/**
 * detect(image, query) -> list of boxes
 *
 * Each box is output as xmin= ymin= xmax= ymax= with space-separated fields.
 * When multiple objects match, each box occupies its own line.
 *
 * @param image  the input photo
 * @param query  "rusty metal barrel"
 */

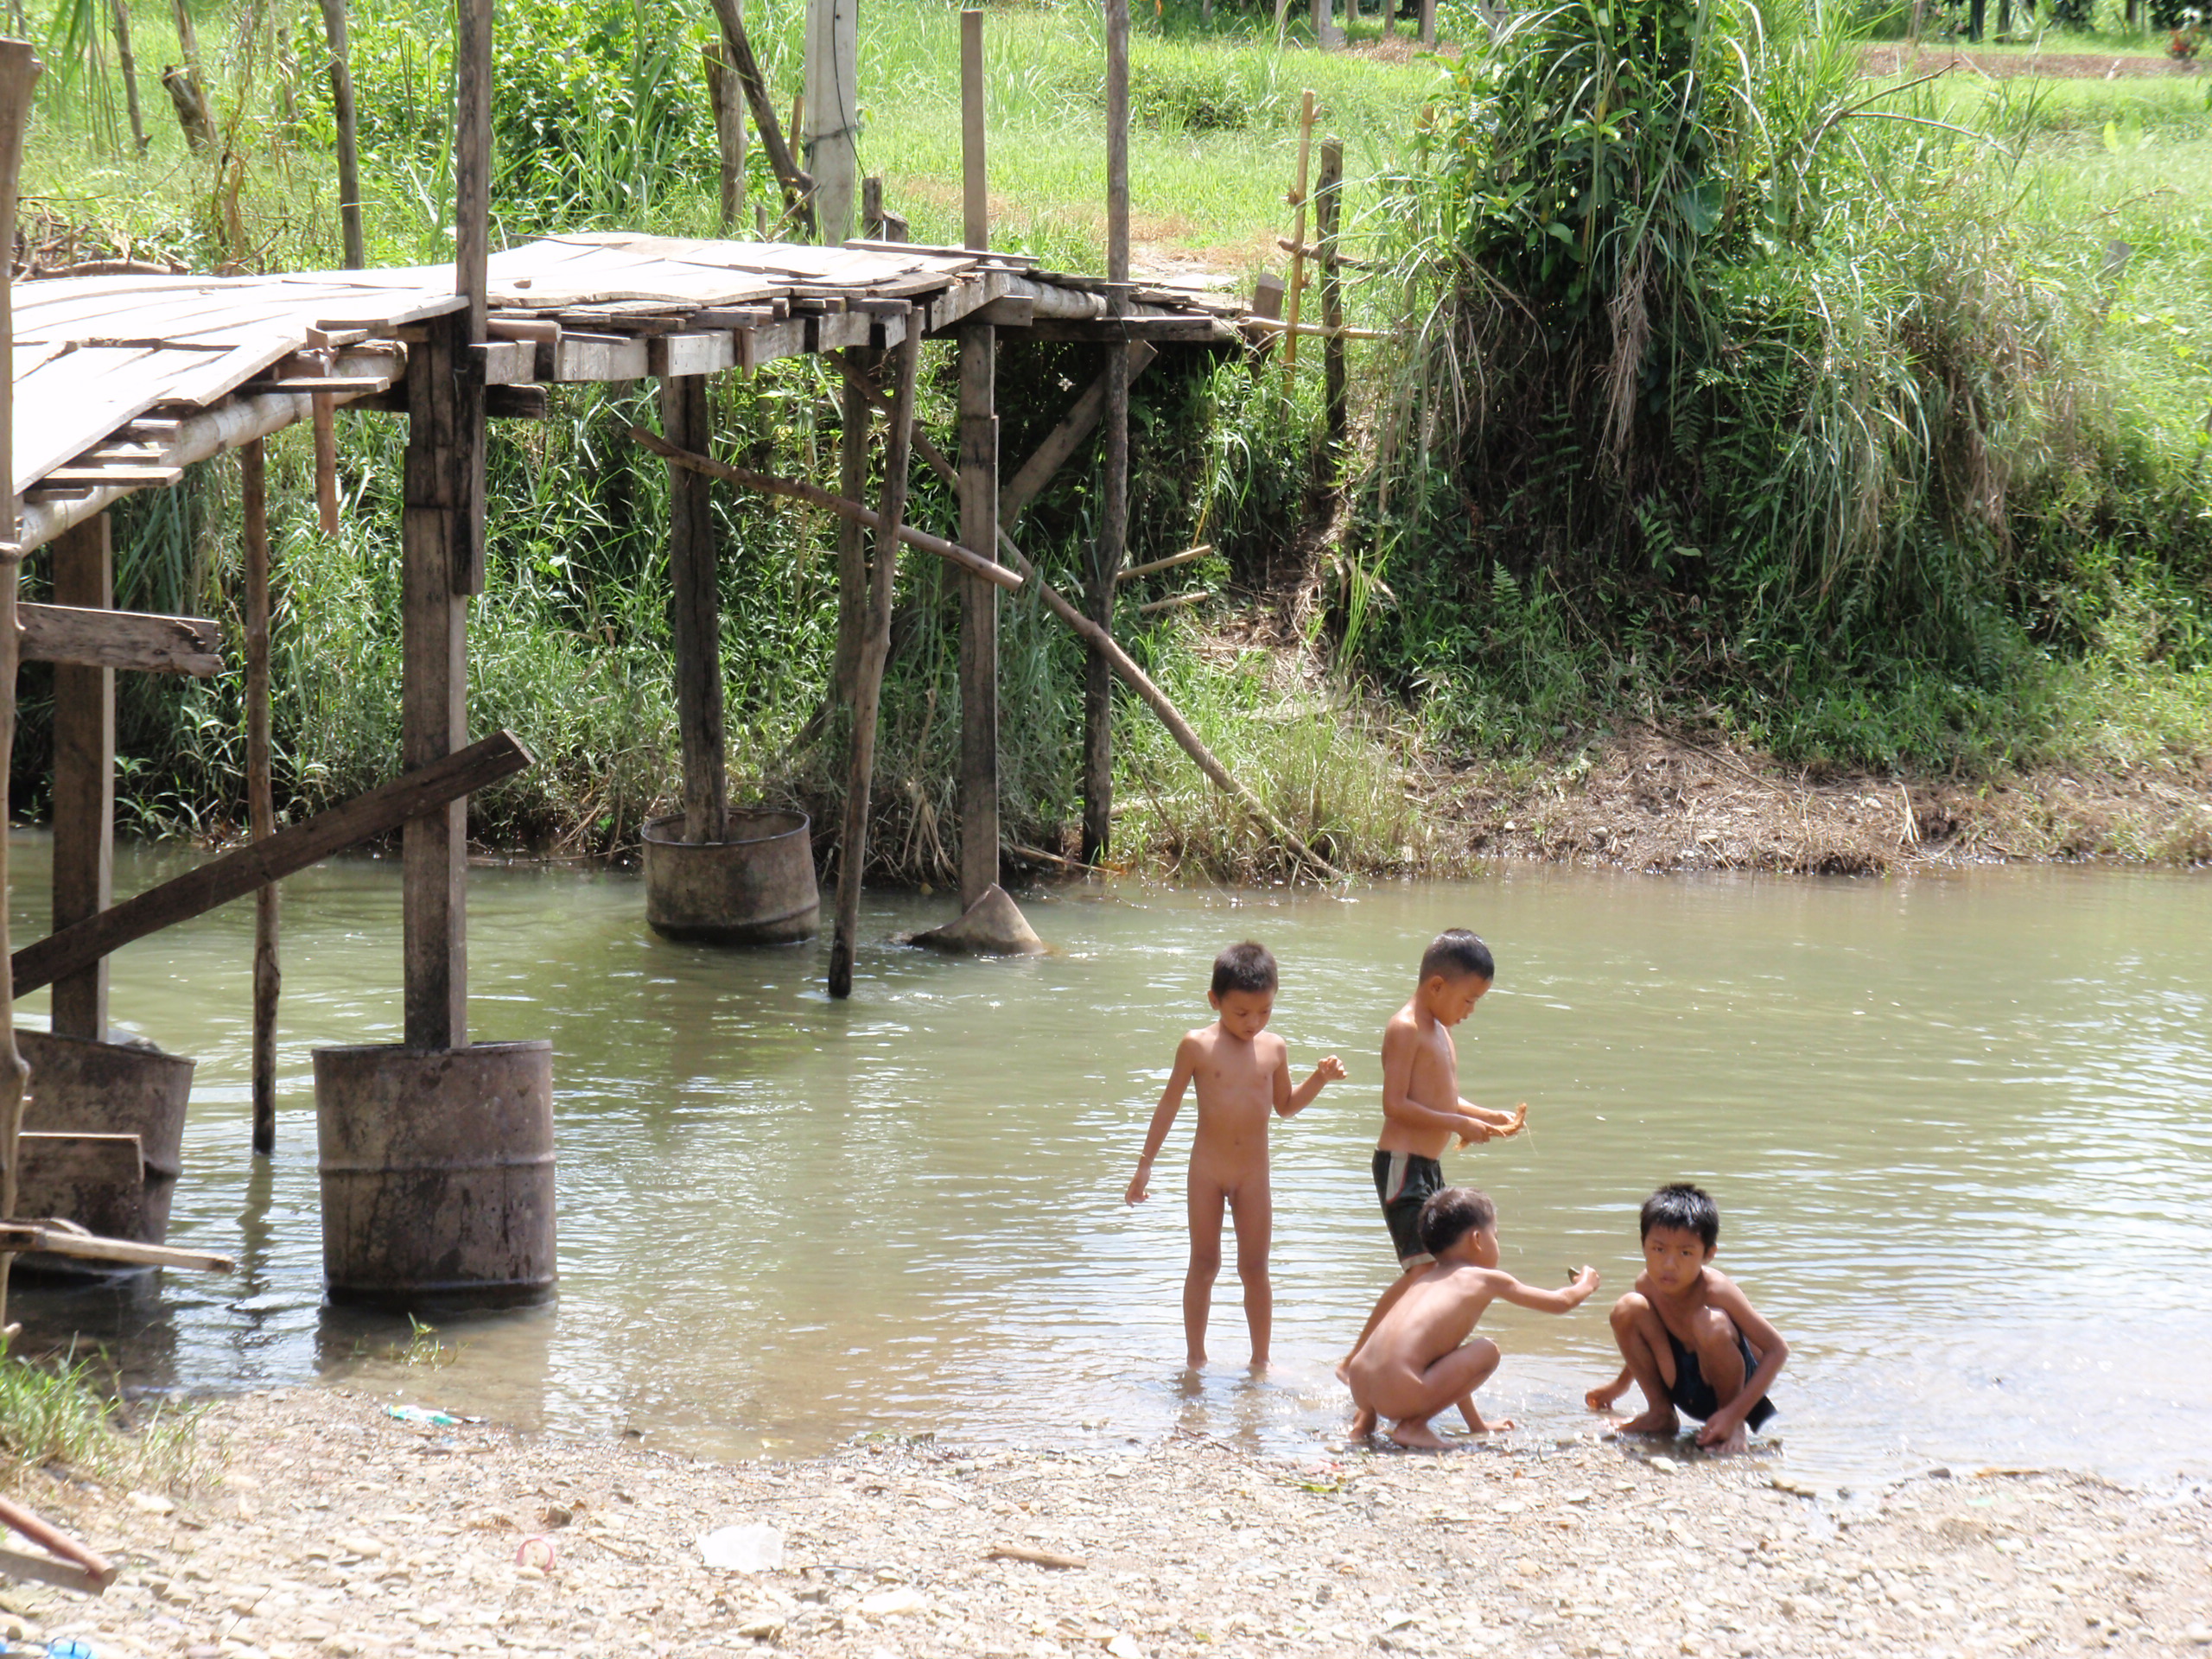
xmin=313 ymin=1040 xmax=556 ymax=1309
xmin=13 ymin=1030 xmax=195 ymax=1276
xmin=642 ymin=808 xmax=819 ymax=944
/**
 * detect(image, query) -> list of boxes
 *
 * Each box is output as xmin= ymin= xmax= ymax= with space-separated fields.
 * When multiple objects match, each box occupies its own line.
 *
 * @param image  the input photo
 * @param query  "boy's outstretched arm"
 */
xmin=1492 ymin=1265 xmax=1600 ymax=1316
xmin=1694 ymin=1282 xmax=1789 ymax=1450
xmin=1126 ymin=1037 xmax=1200 ymax=1205
xmin=1459 ymin=1100 xmax=1528 ymax=1134
xmin=1382 ymin=1023 xmax=1491 ymax=1141
xmin=1274 ymin=1049 xmax=1346 ymax=1118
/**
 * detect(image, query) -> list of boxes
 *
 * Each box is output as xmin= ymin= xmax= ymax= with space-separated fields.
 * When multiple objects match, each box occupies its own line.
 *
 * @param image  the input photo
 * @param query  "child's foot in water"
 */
xmin=1611 ymin=1407 xmax=1681 ymax=1437
xmin=1387 ymin=1420 xmax=1450 ymax=1452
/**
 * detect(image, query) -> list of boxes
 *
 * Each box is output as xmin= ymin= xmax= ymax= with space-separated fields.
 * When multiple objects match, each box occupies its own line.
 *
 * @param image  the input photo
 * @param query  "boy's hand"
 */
xmin=1313 ymin=1056 xmax=1347 ymax=1085
xmin=1567 ymin=1265 xmax=1600 ymax=1304
xmin=1126 ymin=1165 xmax=1151 ymax=1205
xmin=1501 ymin=1103 xmax=1529 ymax=1137
xmin=1453 ymin=1116 xmax=1494 ymax=1149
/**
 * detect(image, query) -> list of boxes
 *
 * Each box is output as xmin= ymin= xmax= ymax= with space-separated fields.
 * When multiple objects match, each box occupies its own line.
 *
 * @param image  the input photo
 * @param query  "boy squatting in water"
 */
xmin=1586 ymin=1182 xmax=1787 ymax=1453
xmin=1125 ymin=941 xmax=1345 ymax=1369
xmin=1346 ymin=1185 xmax=1600 ymax=1449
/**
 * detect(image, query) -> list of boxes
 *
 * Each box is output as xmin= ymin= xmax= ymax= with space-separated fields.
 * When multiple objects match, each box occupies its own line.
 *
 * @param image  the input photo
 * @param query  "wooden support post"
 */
xmin=454 ymin=0 xmax=490 ymax=594
xmin=316 ymin=0 xmax=363 ymax=268
xmin=831 ymin=359 xmax=872 ymax=715
xmin=1282 ymin=90 xmax=1317 ymax=385
xmin=804 ymin=0 xmax=857 ymax=245
xmin=0 ymin=33 xmax=43 ymax=1336
xmin=829 ymin=325 xmax=923 ymax=1001
xmin=1420 ymin=0 xmax=1435 ymax=48
xmin=661 ymin=374 xmax=728 ymax=846
xmin=1316 ymin=137 xmax=1347 ymax=449
xmin=958 ymin=6 xmax=998 ymax=908
xmin=244 ymin=439 xmax=280 ymax=1156
xmin=1085 ymin=0 xmax=1131 ymax=868
xmin=48 ymin=514 xmax=114 ymax=1043
xmin=111 ymin=0 xmax=147 ymax=153
xmin=702 ymin=41 xmax=747 ymax=232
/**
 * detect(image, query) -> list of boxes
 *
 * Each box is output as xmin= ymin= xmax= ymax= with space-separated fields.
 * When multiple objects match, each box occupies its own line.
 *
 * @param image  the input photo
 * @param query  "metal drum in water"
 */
xmin=642 ymin=809 xmax=819 ymax=944
xmin=314 ymin=1039 xmax=556 ymax=1309
xmin=14 ymin=1030 xmax=195 ymax=1278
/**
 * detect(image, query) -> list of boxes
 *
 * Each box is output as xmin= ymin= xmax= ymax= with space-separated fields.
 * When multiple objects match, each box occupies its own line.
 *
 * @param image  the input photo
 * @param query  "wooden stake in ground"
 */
xmin=1085 ymin=0 xmax=1132 ymax=868
xmin=829 ymin=324 xmax=923 ymax=1001
xmin=244 ymin=439 xmax=280 ymax=1155
xmin=316 ymin=0 xmax=362 ymax=268
xmin=803 ymin=0 xmax=857 ymax=243
xmin=1316 ymin=137 xmax=1347 ymax=448
xmin=1281 ymin=89 xmax=1317 ymax=385
xmin=958 ymin=7 xmax=1000 ymax=908
xmin=0 ymin=33 xmax=44 ymax=1336
xmin=111 ymin=0 xmax=147 ymax=152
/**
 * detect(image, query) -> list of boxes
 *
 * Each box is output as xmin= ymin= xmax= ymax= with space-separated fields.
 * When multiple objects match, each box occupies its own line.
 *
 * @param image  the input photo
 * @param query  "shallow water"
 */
xmin=9 ymin=838 xmax=2210 ymax=1484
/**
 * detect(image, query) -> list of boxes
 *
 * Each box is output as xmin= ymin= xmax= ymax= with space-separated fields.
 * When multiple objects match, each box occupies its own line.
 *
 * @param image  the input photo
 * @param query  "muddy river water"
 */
xmin=9 ymin=838 xmax=2209 ymax=1486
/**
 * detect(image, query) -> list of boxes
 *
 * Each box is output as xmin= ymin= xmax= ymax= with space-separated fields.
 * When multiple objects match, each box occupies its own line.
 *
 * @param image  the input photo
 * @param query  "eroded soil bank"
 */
xmin=11 ymin=1388 xmax=2211 ymax=1658
xmin=1438 ymin=725 xmax=2212 ymax=876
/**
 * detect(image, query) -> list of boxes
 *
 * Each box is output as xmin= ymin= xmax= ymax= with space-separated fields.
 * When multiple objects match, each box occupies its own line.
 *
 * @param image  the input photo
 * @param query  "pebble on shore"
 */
xmin=7 ymin=1389 xmax=2209 ymax=1658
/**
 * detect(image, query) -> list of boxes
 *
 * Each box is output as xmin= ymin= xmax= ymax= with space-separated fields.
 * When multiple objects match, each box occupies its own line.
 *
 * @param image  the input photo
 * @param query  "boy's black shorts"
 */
xmin=1666 ymin=1330 xmax=1778 ymax=1430
xmin=1371 ymin=1150 xmax=1446 ymax=1267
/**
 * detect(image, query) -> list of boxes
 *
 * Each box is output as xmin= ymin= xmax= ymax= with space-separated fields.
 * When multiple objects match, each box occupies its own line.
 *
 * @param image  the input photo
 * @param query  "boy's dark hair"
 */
xmin=1417 ymin=1186 xmax=1497 ymax=1258
xmin=1211 ymin=940 xmax=1278 ymax=997
xmin=1421 ymin=928 xmax=1495 ymax=984
xmin=1640 ymin=1183 xmax=1720 ymax=1249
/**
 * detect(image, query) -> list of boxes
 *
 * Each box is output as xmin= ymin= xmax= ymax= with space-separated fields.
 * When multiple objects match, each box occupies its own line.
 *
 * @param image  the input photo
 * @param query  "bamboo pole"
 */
xmin=244 ymin=439 xmax=280 ymax=1156
xmin=1281 ymin=90 xmax=1317 ymax=384
xmin=1085 ymin=0 xmax=1131 ymax=868
xmin=1316 ymin=137 xmax=1346 ymax=448
xmin=829 ymin=324 xmax=923 ymax=1001
xmin=111 ymin=0 xmax=146 ymax=153
xmin=316 ymin=0 xmax=363 ymax=269
xmin=0 ymin=34 xmax=42 ymax=1335
xmin=873 ymin=396 xmax=1347 ymax=886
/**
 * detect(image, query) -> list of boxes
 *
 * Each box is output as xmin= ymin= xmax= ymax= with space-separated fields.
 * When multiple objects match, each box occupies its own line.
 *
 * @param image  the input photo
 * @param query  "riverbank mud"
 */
xmin=13 ymin=1388 xmax=2210 ymax=1657
xmin=1445 ymin=725 xmax=2212 ymax=875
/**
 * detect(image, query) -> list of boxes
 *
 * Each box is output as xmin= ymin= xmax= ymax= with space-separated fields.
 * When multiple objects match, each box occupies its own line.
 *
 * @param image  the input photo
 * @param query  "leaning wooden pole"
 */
xmin=316 ymin=0 xmax=363 ymax=269
xmin=244 ymin=439 xmax=280 ymax=1155
xmin=1084 ymin=0 xmax=1131 ymax=868
xmin=828 ymin=321 xmax=922 ymax=1000
xmin=0 ymin=34 xmax=42 ymax=1332
xmin=111 ymin=0 xmax=147 ymax=153
xmin=882 ymin=400 xmax=1348 ymax=885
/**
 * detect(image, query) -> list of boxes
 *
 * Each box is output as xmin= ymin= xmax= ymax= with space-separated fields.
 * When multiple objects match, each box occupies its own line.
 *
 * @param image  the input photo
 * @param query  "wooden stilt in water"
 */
xmin=49 ymin=513 xmax=114 ymax=1044
xmin=0 ymin=33 xmax=43 ymax=1335
xmin=829 ymin=322 xmax=923 ymax=1001
xmin=244 ymin=439 xmax=280 ymax=1155
xmin=1084 ymin=0 xmax=1131 ymax=868
xmin=660 ymin=374 xmax=728 ymax=846
xmin=957 ymin=7 xmax=1000 ymax=909
xmin=1316 ymin=137 xmax=1347 ymax=450
xmin=830 ymin=358 xmax=872 ymax=715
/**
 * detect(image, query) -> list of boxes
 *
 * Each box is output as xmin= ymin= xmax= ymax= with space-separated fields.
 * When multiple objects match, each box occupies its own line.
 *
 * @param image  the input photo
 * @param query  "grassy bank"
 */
xmin=12 ymin=0 xmax=2212 ymax=876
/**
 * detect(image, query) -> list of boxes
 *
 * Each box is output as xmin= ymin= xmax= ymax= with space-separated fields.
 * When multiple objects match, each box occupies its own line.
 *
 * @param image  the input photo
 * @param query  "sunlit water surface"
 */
xmin=10 ymin=838 xmax=2209 ymax=1485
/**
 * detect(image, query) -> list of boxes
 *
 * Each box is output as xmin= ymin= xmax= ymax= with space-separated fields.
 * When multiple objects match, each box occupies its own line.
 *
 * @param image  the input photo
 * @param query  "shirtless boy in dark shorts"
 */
xmin=1586 ymin=1183 xmax=1789 ymax=1454
xmin=1340 ymin=930 xmax=1528 ymax=1438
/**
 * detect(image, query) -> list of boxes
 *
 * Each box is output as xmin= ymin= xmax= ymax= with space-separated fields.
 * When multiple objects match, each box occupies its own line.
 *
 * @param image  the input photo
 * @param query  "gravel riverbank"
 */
xmin=10 ymin=1388 xmax=2209 ymax=1659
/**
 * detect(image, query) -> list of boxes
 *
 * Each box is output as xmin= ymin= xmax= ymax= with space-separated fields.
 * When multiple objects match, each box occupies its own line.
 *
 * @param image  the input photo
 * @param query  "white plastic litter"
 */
xmin=697 ymin=1522 xmax=785 ymax=1573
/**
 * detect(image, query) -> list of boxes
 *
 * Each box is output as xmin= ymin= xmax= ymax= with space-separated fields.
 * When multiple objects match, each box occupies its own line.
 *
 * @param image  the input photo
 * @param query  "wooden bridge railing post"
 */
xmin=244 ymin=438 xmax=281 ymax=1154
xmin=1084 ymin=0 xmax=1132 ymax=868
xmin=661 ymin=372 xmax=728 ymax=845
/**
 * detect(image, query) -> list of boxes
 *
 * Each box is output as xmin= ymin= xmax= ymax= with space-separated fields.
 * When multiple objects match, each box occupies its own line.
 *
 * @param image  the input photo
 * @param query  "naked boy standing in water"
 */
xmin=1126 ymin=941 xmax=1345 ymax=1369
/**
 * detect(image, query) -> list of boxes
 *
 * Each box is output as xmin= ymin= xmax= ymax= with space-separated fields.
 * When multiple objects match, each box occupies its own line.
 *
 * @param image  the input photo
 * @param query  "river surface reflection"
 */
xmin=10 ymin=838 xmax=2209 ymax=1484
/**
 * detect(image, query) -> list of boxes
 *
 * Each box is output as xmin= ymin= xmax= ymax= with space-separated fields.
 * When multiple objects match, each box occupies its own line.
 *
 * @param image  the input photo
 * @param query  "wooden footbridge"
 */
xmin=0 ymin=3 xmax=1348 ymax=1342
